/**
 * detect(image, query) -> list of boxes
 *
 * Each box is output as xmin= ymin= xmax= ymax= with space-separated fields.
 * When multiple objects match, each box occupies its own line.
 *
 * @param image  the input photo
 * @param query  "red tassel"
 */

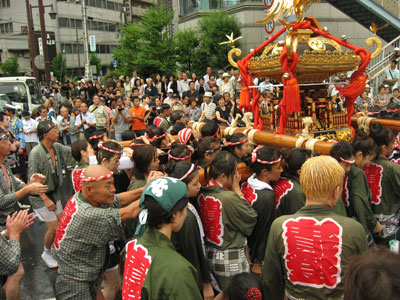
xmin=281 ymin=77 xmax=301 ymax=114
xmin=337 ymin=74 xmax=366 ymax=100
xmin=239 ymin=86 xmax=251 ymax=112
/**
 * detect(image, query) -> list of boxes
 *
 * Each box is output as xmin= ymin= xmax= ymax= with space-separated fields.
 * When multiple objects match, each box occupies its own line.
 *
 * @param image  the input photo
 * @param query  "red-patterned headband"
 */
xmin=245 ymin=288 xmax=262 ymax=300
xmin=81 ymin=169 xmax=113 ymax=182
xmin=168 ymin=149 xmax=192 ymax=161
xmin=251 ymin=145 xmax=282 ymax=164
xmin=98 ymin=142 xmax=122 ymax=154
xmin=227 ymin=139 xmax=248 ymax=147
xmin=212 ymin=127 xmax=220 ymax=138
xmin=130 ymin=142 xmax=145 ymax=147
xmin=146 ymin=133 xmax=166 ymax=143
xmin=179 ymin=164 xmax=195 ymax=181
xmin=339 ymin=157 xmax=355 ymax=164
xmin=88 ymin=132 xmax=107 ymax=140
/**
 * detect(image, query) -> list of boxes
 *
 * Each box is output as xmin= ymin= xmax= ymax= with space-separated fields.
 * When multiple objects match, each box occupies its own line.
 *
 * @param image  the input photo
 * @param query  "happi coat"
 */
xmin=262 ymin=205 xmax=367 ymax=300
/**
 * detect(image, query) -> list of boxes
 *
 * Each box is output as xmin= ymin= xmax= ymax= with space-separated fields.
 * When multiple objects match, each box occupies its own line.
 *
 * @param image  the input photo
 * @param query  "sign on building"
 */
xmin=89 ymin=35 xmax=96 ymax=52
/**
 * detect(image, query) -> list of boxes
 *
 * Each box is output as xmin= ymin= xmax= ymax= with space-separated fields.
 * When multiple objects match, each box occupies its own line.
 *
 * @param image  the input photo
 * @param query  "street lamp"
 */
xmin=25 ymin=0 xmax=57 ymax=86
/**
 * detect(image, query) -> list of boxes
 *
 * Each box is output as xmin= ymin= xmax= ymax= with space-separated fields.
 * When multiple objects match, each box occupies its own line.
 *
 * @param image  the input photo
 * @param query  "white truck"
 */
xmin=0 ymin=77 xmax=43 ymax=112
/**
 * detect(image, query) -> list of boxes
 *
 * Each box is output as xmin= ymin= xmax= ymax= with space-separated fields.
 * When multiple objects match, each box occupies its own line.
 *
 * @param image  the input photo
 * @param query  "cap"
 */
xmin=222 ymin=72 xmax=230 ymax=78
xmin=167 ymin=88 xmax=174 ymax=93
xmin=100 ymin=97 xmax=106 ymax=102
xmin=3 ymin=104 xmax=16 ymax=111
xmin=218 ymin=70 xmax=224 ymax=75
xmin=135 ymin=177 xmax=188 ymax=236
xmin=204 ymin=91 xmax=213 ymax=98
xmin=172 ymin=93 xmax=179 ymax=98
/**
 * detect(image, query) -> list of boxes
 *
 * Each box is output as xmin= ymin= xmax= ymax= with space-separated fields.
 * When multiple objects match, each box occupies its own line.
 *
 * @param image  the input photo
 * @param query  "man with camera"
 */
xmin=111 ymin=96 xmax=131 ymax=141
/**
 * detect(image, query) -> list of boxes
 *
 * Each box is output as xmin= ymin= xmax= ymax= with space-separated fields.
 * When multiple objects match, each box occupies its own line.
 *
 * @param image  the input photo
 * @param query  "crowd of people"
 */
xmin=0 ymin=66 xmax=400 ymax=300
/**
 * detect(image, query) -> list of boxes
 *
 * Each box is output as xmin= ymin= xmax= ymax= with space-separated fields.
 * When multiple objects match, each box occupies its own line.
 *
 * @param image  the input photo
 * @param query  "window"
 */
xmin=107 ymin=1 xmax=115 ymax=10
xmin=58 ymin=17 xmax=69 ymax=28
xmin=0 ymin=22 xmax=13 ymax=34
xmin=0 ymin=0 xmax=10 ymax=8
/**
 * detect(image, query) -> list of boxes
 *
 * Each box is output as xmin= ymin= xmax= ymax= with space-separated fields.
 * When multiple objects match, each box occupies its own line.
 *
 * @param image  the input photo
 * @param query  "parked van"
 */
xmin=0 ymin=77 xmax=43 ymax=112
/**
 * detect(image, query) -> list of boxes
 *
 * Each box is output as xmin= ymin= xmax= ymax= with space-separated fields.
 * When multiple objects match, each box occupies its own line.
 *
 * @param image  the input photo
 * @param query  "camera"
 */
xmin=118 ymin=107 xmax=124 ymax=111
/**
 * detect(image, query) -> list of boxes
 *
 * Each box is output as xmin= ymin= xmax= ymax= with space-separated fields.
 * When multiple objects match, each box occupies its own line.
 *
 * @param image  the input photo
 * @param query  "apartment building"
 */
xmin=0 ymin=0 xmax=153 ymax=78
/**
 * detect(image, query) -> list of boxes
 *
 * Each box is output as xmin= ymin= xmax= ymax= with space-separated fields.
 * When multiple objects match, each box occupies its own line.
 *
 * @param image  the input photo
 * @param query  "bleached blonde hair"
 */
xmin=300 ymin=155 xmax=344 ymax=201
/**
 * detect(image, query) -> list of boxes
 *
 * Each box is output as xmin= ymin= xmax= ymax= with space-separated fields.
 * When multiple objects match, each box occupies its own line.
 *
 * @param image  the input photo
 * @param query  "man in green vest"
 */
xmin=89 ymin=95 xmax=109 ymax=133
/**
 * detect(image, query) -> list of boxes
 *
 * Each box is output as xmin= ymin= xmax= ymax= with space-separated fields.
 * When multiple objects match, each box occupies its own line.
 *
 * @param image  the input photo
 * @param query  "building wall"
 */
xmin=0 ymin=0 xmax=152 ymax=77
xmin=174 ymin=1 xmax=391 ymax=57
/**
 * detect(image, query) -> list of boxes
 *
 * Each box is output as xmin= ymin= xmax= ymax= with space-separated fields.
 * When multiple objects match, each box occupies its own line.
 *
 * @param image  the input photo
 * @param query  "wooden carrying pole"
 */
xmin=351 ymin=116 xmax=400 ymax=133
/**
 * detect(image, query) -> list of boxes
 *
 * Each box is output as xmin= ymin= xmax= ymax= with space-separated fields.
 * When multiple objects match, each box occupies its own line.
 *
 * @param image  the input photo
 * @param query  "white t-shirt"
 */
xmin=22 ymin=118 xmax=39 ymax=143
xmin=74 ymin=111 xmax=96 ymax=131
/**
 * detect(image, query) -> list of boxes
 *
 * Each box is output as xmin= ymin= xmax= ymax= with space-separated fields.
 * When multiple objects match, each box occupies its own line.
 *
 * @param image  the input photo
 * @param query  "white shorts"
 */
xmin=33 ymin=200 xmax=63 ymax=222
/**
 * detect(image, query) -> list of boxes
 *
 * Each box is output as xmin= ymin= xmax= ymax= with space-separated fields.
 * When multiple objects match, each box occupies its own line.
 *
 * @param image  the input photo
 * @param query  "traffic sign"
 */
xmin=34 ymin=55 xmax=45 ymax=70
xmin=112 ymin=60 xmax=118 ymax=68
xmin=265 ymin=20 xmax=275 ymax=34
xmin=264 ymin=0 xmax=274 ymax=9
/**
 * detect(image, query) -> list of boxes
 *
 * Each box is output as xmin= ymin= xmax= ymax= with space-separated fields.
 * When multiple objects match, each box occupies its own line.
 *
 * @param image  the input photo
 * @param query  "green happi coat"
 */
xmin=198 ymin=183 xmax=257 ymax=290
xmin=28 ymin=142 xmax=76 ymax=209
xmin=274 ymin=172 xmax=305 ymax=217
xmin=125 ymin=175 xmax=146 ymax=238
xmin=343 ymin=164 xmax=377 ymax=234
xmin=172 ymin=203 xmax=211 ymax=291
xmin=262 ymin=205 xmax=367 ymax=300
xmin=127 ymin=175 xmax=146 ymax=191
xmin=364 ymin=156 xmax=400 ymax=245
xmin=241 ymin=174 xmax=276 ymax=263
xmin=122 ymin=227 xmax=202 ymax=300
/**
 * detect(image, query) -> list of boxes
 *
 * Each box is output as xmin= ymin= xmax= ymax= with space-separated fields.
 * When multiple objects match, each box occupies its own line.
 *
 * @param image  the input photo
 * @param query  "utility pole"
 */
xmin=82 ymin=0 xmax=91 ymax=79
xmin=75 ymin=28 xmax=81 ymax=72
xmin=38 ymin=0 xmax=51 ymax=86
xmin=25 ymin=0 xmax=39 ymax=79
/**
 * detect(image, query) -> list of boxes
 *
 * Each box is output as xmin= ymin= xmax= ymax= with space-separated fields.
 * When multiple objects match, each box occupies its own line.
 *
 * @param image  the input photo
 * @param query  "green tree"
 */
xmin=113 ymin=23 xmax=141 ymax=75
xmin=90 ymin=53 xmax=102 ymax=75
xmin=175 ymin=29 xmax=199 ymax=73
xmin=135 ymin=5 xmax=176 ymax=75
xmin=114 ymin=5 xmax=176 ymax=77
xmin=0 ymin=55 xmax=19 ymax=76
xmin=194 ymin=11 xmax=242 ymax=74
xmin=51 ymin=53 xmax=67 ymax=81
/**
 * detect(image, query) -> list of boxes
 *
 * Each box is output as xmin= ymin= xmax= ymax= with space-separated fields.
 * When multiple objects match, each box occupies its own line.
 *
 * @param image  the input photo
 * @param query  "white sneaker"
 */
xmin=41 ymin=251 xmax=58 ymax=268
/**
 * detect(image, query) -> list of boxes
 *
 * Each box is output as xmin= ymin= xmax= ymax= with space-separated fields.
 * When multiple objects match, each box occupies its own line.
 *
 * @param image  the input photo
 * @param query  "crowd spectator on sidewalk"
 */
xmin=384 ymin=60 xmax=399 ymax=89
xmin=203 ymin=66 xmax=212 ymax=83
xmin=58 ymin=107 xmax=78 ymax=146
xmin=111 ymin=96 xmax=131 ymax=141
xmin=178 ymin=72 xmax=191 ymax=98
xmin=36 ymin=106 xmax=57 ymax=125
xmin=75 ymin=102 xmax=96 ymax=140
xmin=215 ymin=96 xmax=233 ymax=126
xmin=374 ymin=84 xmax=390 ymax=111
xmin=130 ymin=96 xmax=146 ymax=137
xmin=200 ymin=92 xmax=216 ymax=120
xmin=187 ymin=99 xmax=201 ymax=121
xmin=144 ymin=78 xmax=159 ymax=97
xmin=167 ymin=75 xmax=178 ymax=94
xmin=22 ymin=112 xmax=38 ymax=156
xmin=219 ymin=72 xmax=234 ymax=98
xmin=89 ymin=95 xmax=109 ymax=133
xmin=183 ymin=81 xmax=199 ymax=99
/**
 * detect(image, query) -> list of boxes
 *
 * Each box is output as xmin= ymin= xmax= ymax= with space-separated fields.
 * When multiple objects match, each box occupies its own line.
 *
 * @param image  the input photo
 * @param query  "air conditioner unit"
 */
xmin=21 ymin=26 xmax=28 ymax=33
